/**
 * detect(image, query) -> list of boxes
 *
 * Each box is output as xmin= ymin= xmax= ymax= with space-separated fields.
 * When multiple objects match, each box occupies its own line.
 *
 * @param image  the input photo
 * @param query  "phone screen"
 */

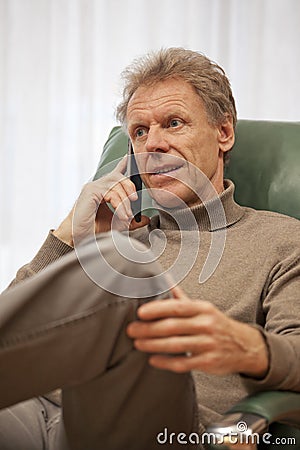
xmin=127 ymin=140 xmax=142 ymax=222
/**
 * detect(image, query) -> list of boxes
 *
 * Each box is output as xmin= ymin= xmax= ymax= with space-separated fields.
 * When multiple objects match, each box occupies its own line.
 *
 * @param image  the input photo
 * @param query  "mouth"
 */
xmin=149 ymin=164 xmax=184 ymax=176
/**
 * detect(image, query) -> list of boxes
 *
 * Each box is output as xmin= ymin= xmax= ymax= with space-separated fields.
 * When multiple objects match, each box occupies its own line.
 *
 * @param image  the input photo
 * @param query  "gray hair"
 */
xmin=116 ymin=47 xmax=237 ymax=130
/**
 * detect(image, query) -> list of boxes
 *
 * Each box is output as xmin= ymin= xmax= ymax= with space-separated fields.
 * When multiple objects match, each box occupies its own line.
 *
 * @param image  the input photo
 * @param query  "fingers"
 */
xmin=100 ymin=156 xmax=140 ymax=222
xmin=129 ymin=214 xmax=150 ymax=230
xmin=79 ymin=168 xmax=139 ymax=228
xmin=115 ymin=154 xmax=129 ymax=174
xmin=126 ymin=293 xmax=244 ymax=376
xmin=128 ymin=313 xmax=210 ymax=338
xmin=135 ymin=298 xmax=213 ymax=321
xmin=170 ymin=284 xmax=187 ymax=299
xmin=55 ymin=156 xmax=142 ymax=245
xmin=149 ymin=354 xmax=199 ymax=373
xmin=148 ymin=353 xmax=215 ymax=374
xmin=134 ymin=334 xmax=214 ymax=354
xmin=127 ymin=294 xmax=268 ymax=376
xmin=103 ymin=182 xmax=135 ymax=222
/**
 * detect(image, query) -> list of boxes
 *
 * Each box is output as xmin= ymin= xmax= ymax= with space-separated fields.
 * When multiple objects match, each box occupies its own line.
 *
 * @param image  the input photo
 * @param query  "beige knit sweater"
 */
xmin=9 ymin=180 xmax=300 ymax=429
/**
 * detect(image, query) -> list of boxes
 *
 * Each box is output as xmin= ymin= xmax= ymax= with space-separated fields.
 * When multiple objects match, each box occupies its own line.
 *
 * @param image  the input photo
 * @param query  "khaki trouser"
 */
xmin=0 ymin=233 xmax=198 ymax=450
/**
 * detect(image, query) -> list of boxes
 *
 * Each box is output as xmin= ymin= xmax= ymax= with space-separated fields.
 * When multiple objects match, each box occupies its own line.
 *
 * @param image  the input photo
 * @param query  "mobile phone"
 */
xmin=127 ymin=140 xmax=142 ymax=222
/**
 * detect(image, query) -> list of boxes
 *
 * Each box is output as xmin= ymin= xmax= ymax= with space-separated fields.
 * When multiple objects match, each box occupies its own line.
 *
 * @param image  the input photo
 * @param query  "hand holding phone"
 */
xmin=127 ymin=140 xmax=142 ymax=223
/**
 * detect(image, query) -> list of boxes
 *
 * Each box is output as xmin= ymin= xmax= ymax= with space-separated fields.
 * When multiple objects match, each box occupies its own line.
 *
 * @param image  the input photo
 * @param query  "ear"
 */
xmin=217 ymin=117 xmax=235 ymax=154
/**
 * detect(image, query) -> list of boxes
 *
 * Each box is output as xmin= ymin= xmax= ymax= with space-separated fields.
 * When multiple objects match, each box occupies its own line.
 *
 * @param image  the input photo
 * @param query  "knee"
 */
xmin=76 ymin=231 xmax=169 ymax=300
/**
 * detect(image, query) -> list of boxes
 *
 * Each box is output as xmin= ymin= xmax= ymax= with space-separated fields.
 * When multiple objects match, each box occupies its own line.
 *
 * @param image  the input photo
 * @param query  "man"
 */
xmin=1 ymin=48 xmax=300 ymax=449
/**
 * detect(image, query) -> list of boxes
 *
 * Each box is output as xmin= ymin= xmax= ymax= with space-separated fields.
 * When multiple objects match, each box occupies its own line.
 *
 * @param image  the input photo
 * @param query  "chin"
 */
xmin=149 ymin=188 xmax=196 ymax=210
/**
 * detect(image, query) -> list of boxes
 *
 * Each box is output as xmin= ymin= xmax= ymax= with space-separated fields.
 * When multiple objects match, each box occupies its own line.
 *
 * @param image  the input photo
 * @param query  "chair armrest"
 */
xmin=206 ymin=391 xmax=300 ymax=449
xmin=228 ymin=391 xmax=300 ymax=427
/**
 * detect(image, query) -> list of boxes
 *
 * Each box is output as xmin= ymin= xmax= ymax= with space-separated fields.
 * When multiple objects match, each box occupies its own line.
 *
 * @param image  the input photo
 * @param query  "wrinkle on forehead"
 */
xmin=127 ymin=98 xmax=189 ymax=120
xmin=128 ymin=92 xmax=187 ymax=110
xmin=127 ymin=79 xmax=202 ymax=119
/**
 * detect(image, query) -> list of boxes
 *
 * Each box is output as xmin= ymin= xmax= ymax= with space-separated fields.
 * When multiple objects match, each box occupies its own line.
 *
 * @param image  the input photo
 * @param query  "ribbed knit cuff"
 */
xmin=30 ymin=231 xmax=74 ymax=273
xmin=241 ymin=327 xmax=298 ymax=392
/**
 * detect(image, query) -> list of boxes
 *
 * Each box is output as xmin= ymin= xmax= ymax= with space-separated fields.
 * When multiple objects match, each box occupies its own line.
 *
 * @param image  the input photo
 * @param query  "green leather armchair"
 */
xmin=93 ymin=121 xmax=300 ymax=450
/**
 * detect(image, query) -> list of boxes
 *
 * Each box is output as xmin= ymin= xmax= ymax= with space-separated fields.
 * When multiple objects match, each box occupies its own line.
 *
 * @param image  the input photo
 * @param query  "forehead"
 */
xmin=126 ymin=78 xmax=204 ymax=120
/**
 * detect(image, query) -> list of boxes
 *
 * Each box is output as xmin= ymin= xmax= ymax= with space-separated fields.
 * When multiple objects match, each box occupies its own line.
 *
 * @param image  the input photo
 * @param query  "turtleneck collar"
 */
xmin=149 ymin=180 xmax=244 ymax=232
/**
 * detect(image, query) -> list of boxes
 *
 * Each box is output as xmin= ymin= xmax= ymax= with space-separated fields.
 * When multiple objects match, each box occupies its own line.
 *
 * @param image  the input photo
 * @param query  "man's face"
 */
xmin=126 ymin=78 xmax=234 ymax=208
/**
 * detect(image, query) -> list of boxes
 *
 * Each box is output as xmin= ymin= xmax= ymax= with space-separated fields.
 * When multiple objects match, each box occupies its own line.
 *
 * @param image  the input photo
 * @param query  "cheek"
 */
xmin=134 ymin=151 xmax=148 ymax=175
xmin=192 ymin=133 xmax=220 ymax=169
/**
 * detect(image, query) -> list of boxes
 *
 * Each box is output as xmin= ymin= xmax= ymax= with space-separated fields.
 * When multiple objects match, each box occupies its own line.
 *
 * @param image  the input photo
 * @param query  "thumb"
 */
xmin=115 ymin=154 xmax=128 ymax=174
xmin=170 ymin=284 xmax=188 ymax=300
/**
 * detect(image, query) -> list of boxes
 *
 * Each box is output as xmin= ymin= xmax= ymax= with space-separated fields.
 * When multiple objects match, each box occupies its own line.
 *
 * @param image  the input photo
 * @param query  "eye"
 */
xmin=135 ymin=127 xmax=147 ymax=139
xmin=169 ymin=119 xmax=182 ymax=128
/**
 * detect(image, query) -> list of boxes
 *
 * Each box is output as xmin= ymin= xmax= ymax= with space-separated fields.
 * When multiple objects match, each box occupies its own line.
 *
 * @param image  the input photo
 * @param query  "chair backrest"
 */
xmin=94 ymin=120 xmax=300 ymax=220
xmin=226 ymin=120 xmax=300 ymax=219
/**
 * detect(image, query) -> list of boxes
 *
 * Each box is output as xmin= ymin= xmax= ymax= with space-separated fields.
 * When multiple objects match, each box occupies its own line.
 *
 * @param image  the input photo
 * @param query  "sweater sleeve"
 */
xmin=242 ymin=252 xmax=300 ymax=392
xmin=7 ymin=231 xmax=73 ymax=290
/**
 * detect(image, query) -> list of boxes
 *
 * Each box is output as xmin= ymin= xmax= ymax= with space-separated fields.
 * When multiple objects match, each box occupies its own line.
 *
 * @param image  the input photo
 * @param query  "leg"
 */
xmin=0 ymin=233 xmax=198 ymax=449
xmin=0 ymin=398 xmax=60 ymax=450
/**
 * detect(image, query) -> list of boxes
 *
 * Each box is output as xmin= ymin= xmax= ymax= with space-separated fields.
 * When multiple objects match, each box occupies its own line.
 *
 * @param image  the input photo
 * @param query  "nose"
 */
xmin=145 ymin=126 xmax=169 ymax=153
